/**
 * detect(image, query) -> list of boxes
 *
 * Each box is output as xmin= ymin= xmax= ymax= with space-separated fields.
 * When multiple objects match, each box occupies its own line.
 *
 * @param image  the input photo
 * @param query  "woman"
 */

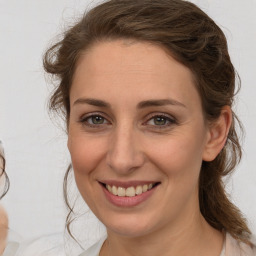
xmin=44 ymin=0 xmax=256 ymax=255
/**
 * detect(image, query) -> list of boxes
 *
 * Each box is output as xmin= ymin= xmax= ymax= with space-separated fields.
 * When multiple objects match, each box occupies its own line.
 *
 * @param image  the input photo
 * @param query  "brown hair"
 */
xmin=44 ymin=0 xmax=251 ymax=242
xmin=0 ymin=149 xmax=9 ymax=200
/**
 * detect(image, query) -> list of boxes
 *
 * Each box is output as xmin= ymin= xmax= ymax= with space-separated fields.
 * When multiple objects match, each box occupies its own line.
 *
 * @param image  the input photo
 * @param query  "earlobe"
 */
xmin=203 ymin=106 xmax=232 ymax=162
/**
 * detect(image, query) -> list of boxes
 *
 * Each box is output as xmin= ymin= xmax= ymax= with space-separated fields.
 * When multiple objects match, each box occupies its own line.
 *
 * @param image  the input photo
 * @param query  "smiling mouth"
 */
xmin=101 ymin=182 xmax=160 ymax=197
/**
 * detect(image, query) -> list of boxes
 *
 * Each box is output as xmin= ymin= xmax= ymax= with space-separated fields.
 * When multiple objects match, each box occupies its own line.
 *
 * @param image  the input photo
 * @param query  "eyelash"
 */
xmin=143 ymin=113 xmax=177 ymax=128
xmin=79 ymin=112 xmax=110 ymax=128
xmin=79 ymin=112 xmax=177 ymax=129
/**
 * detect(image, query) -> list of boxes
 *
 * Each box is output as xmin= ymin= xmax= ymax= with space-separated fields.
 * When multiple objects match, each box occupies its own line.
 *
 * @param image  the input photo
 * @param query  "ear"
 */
xmin=203 ymin=106 xmax=232 ymax=162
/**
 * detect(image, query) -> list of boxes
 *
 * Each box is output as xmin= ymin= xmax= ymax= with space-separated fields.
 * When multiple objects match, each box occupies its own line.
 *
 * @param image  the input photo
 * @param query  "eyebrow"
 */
xmin=73 ymin=98 xmax=111 ymax=108
xmin=137 ymin=99 xmax=186 ymax=109
xmin=73 ymin=98 xmax=186 ymax=109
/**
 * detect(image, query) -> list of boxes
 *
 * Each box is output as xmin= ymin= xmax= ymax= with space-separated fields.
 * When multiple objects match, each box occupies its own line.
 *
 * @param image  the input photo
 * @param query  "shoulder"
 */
xmin=225 ymin=232 xmax=256 ymax=256
xmin=79 ymin=235 xmax=107 ymax=256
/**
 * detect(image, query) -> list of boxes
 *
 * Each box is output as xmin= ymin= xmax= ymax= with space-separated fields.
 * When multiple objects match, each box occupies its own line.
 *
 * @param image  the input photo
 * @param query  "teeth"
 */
xmin=106 ymin=183 xmax=154 ymax=197
xmin=126 ymin=187 xmax=136 ymax=197
xmin=107 ymin=184 xmax=112 ymax=193
xmin=117 ymin=187 xmax=126 ymax=197
xmin=142 ymin=184 xmax=148 ymax=192
xmin=112 ymin=185 xmax=118 ymax=195
xmin=135 ymin=185 xmax=143 ymax=195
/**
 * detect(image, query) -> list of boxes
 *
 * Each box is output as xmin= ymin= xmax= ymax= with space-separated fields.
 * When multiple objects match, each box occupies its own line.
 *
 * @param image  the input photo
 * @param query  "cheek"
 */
xmin=148 ymin=133 xmax=205 ymax=180
xmin=68 ymin=134 xmax=107 ymax=178
xmin=67 ymin=134 xmax=108 ymax=209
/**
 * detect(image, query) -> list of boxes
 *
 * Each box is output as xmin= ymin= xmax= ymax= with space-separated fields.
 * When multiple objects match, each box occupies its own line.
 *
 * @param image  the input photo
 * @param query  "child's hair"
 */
xmin=0 ymin=143 xmax=9 ymax=200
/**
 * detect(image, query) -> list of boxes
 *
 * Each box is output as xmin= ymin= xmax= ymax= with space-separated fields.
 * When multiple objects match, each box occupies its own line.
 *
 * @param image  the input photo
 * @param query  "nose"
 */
xmin=106 ymin=124 xmax=145 ymax=175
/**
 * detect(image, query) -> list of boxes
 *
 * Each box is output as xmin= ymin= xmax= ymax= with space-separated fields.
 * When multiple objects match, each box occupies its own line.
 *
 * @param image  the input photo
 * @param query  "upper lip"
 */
xmin=99 ymin=180 xmax=160 ymax=188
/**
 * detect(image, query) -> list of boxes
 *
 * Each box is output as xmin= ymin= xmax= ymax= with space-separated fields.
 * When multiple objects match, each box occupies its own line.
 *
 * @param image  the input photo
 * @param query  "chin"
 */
xmin=103 ymin=215 xmax=156 ymax=238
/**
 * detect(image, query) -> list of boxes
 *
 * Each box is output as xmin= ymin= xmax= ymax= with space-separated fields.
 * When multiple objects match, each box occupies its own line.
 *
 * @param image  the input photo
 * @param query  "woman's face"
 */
xmin=68 ymin=40 xmax=212 ymax=237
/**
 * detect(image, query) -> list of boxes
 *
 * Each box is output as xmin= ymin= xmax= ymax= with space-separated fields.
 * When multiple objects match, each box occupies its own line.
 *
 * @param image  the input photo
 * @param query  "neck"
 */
xmin=101 ymin=213 xmax=224 ymax=256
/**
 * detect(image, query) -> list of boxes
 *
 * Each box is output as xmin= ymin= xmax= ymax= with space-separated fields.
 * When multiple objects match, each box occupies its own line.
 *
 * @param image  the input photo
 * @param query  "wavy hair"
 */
xmin=43 ymin=0 xmax=251 ymax=243
xmin=0 ymin=145 xmax=9 ymax=200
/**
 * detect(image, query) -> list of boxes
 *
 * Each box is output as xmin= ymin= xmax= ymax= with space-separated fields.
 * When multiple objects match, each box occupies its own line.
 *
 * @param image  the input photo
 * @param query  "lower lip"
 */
xmin=102 ymin=185 xmax=157 ymax=207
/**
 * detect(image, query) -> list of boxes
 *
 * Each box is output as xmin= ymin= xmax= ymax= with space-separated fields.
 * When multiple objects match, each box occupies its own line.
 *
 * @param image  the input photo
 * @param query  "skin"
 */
xmin=0 ymin=205 xmax=8 ymax=254
xmin=68 ymin=40 xmax=232 ymax=256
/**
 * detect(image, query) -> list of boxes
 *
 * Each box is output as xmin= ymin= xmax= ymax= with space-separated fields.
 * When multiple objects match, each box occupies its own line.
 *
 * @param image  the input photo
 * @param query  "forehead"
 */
xmin=70 ymin=40 xmax=200 ymax=107
xmin=74 ymin=40 xmax=192 ymax=78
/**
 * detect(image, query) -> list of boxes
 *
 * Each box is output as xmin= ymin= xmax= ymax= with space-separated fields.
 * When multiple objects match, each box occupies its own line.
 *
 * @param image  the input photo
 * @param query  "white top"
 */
xmin=2 ymin=232 xmax=256 ymax=256
xmin=78 ymin=233 xmax=256 ymax=256
xmin=2 ymin=232 xmax=66 ymax=256
xmin=78 ymin=235 xmax=106 ymax=256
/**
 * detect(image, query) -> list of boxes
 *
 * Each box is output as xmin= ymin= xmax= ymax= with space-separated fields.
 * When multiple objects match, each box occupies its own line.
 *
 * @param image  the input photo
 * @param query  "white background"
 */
xmin=0 ymin=0 xmax=256 ymax=242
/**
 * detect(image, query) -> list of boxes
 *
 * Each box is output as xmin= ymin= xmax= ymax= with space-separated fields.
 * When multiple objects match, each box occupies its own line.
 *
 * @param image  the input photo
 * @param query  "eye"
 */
xmin=88 ymin=115 xmax=106 ymax=125
xmin=150 ymin=116 xmax=168 ymax=126
xmin=79 ymin=114 xmax=110 ymax=127
xmin=146 ymin=114 xmax=176 ymax=127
